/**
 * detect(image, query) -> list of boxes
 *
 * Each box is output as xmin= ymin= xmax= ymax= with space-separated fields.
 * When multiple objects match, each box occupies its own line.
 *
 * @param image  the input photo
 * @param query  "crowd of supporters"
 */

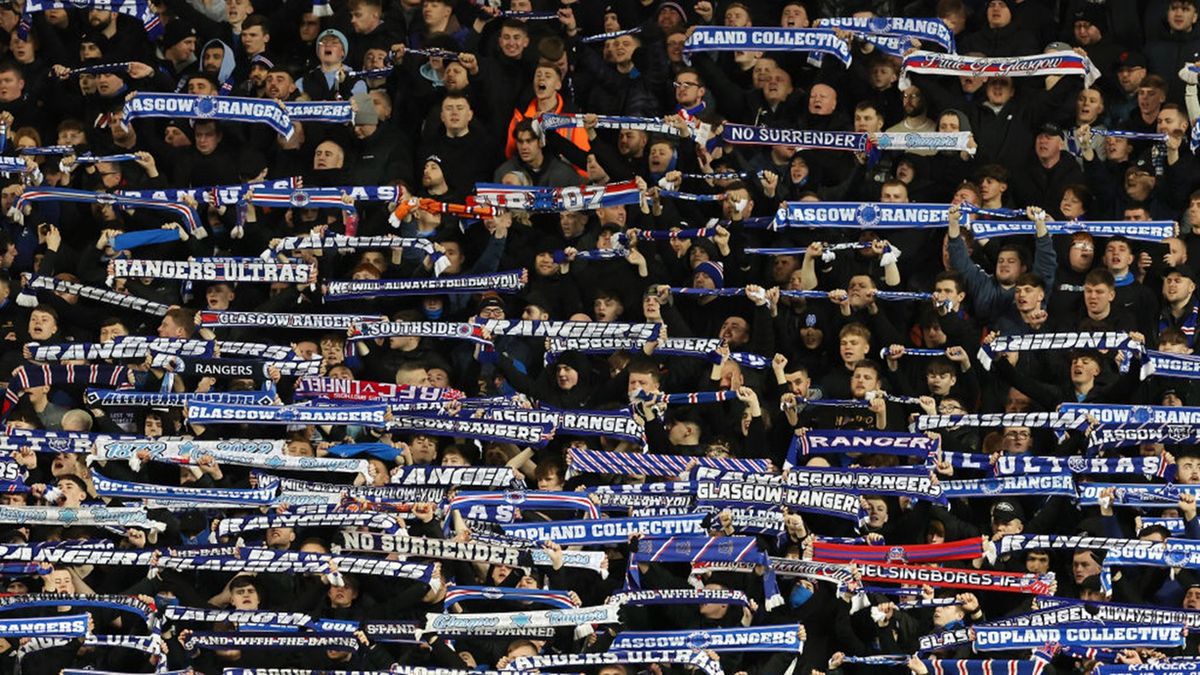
xmin=3 ymin=0 xmax=1200 ymax=673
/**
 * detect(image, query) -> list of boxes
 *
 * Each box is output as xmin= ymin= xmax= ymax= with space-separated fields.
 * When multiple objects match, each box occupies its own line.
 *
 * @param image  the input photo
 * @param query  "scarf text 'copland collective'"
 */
xmin=683 ymin=27 xmax=851 ymax=65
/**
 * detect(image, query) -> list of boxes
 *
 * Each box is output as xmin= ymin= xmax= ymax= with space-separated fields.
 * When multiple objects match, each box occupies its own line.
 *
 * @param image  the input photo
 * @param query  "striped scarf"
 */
xmin=3 ymin=364 xmax=130 ymax=416
xmin=17 ymin=186 xmax=199 ymax=232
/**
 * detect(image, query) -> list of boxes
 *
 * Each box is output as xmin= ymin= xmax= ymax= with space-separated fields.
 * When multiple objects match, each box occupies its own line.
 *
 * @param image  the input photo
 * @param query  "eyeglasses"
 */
xmin=673 ymin=81 xmax=700 ymax=89
xmin=1003 ymin=430 xmax=1031 ymax=439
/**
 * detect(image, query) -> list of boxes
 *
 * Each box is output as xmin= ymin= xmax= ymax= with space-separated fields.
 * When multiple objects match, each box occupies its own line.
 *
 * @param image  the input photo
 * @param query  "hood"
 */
xmin=201 ymin=38 xmax=236 ymax=91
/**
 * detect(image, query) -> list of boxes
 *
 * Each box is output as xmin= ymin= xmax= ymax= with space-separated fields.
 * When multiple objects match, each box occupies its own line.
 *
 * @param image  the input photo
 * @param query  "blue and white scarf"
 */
xmin=283 ymin=100 xmax=354 ymax=124
xmin=325 ymin=270 xmax=524 ymax=299
xmin=183 ymin=632 xmax=360 ymax=652
xmin=546 ymin=336 xmax=767 ymax=370
xmin=0 ymin=614 xmax=89 ymax=638
xmin=163 ymin=606 xmax=315 ymax=628
xmin=19 ymin=274 xmax=169 ymax=316
xmin=110 ymin=258 xmax=312 ymax=284
xmin=123 ymin=93 xmax=292 ymax=138
xmin=424 ymin=603 xmax=621 ymax=633
xmin=694 ymin=464 xmax=943 ymax=502
xmin=479 ymin=408 xmax=645 ymax=446
xmin=1143 ymin=517 xmax=1186 ymax=534
xmin=155 ymin=547 xmax=433 ymax=583
xmin=265 ymin=233 xmax=436 ymax=263
xmin=1033 ymin=596 xmax=1200 ymax=629
xmin=1140 ymin=349 xmax=1200 ymax=380
xmin=509 ymin=650 xmax=722 ymax=675
xmin=696 ymin=480 xmax=865 ymax=522
xmin=969 ymin=219 xmax=1175 ymax=242
xmin=540 ymin=112 xmax=680 ymax=136
xmin=1059 ymin=402 xmax=1200 ymax=426
xmin=386 ymin=413 xmax=552 ymax=446
xmin=939 ymin=474 xmax=1076 ymax=499
xmin=580 ymin=26 xmax=642 ymax=44
xmin=941 ymin=450 xmax=1171 ymax=479
xmin=629 ymin=535 xmax=783 ymax=609
xmin=1087 ymin=424 xmax=1200 ymax=450
xmin=913 ymin=412 xmax=1089 ymax=432
xmin=1096 ymin=664 xmax=1200 ymax=675
xmin=772 ymin=201 xmax=949 ymax=229
xmin=17 ymin=187 xmax=200 ymax=233
xmin=683 ymin=27 xmax=851 ymax=66
xmin=444 ymin=585 xmax=576 ymax=610
xmin=0 ymin=157 xmax=33 ymax=175
xmin=30 ymin=337 xmax=211 ymax=362
xmin=721 ymin=123 xmax=867 ymax=151
xmin=606 ymin=589 xmax=750 ymax=607
xmin=199 ymin=310 xmax=384 ymax=331
xmin=0 ymin=505 xmax=165 ymax=530
xmin=91 ymin=470 xmax=277 ymax=505
xmin=874 ymin=131 xmax=975 ymax=154
xmin=1076 ymin=483 xmax=1191 ymax=507
xmin=817 ymin=16 xmax=954 ymax=52
xmin=787 ymin=429 xmax=939 ymax=467
xmin=611 ymin=624 xmax=803 ymax=652
xmin=149 ymin=352 xmax=321 ymax=378
xmin=973 ymin=623 xmax=1184 ymax=651
xmin=338 ymin=532 xmax=527 ymax=568
xmin=71 ymin=152 xmax=139 ymax=165
xmin=219 ymin=511 xmax=402 ymax=537
xmin=390 ymin=466 xmax=520 ymax=492
xmin=568 ymin=447 xmax=769 ymax=477
xmin=94 ymin=437 xmax=369 ymax=479
xmin=87 ymin=389 xmax=272 ymax=409
xmin=185 ymin=401 xmax=389 ymax=426
xmin=501 ymin=514 xmax=707 ymax=545
xmin=449 ymin=490 xmax=599 ymax=524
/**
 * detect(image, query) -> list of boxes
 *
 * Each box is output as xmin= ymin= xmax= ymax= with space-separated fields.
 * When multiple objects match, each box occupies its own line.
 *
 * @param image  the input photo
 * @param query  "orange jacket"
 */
xmin=504 ymin=93 xmax=591 ymax=160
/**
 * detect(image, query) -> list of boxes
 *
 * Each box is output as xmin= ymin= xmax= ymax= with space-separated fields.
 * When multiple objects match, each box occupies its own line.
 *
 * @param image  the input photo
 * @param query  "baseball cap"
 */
xmin=1037 ymin=122 xmax=1063 ymax=137
xmin=1165 ymin=265 xmax=1197 ymax=284
xmin=991 ymin=499 xmax=1024 ymax=523
xmin=1116 ymin=51 xmax=1147 ymax=71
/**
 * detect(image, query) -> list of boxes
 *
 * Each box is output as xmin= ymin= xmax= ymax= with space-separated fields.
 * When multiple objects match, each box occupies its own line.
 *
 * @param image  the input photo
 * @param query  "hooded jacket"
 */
xmin=200 ymin=38 xmax=236 ymax=93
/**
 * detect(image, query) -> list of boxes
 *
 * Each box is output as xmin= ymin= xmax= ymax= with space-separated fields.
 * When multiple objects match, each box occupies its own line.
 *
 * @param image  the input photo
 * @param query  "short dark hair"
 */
xmin=854 ymin=99 xmax=883 ymax=118
xmin=513 ymin=118 xmax=537 ymax=140
xmin=626 ymin=357 xmax=661 ymax=383
xmin=675 ymin=66 xmax=705 ymax=87
xmin=976 ymin=164 xmax=1010 ymax=184
xmin=242 ymin=13 xmax=270 ymax=32
xmin=499 ymin=18 xmax=528 ymax=33
xmin=933 ymin=271 xmax=964 ymax=294
xmin=1014 ymin=272 xmax=1045 ymax=290
xmin=852 ymin=360 xmax=885 ymax=380
xmin=998 ymin=243 xmax=1029 ymax=269
xmin=1083 ymin=268 xmax=1115 ymax=289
